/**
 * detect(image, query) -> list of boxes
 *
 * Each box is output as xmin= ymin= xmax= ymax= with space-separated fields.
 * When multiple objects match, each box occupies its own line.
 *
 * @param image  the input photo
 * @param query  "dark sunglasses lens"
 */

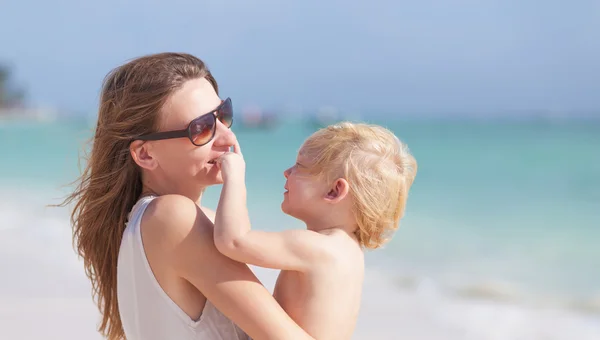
xmin=218 ymin=98 xmax=233 ymax=128
xmin=190 ymin=115 xmax=215 ymax=146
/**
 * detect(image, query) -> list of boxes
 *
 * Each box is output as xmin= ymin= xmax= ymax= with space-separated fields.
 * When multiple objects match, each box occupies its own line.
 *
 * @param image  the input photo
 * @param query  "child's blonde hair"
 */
xmin=301 ymin=122 xmax=417 ymax=249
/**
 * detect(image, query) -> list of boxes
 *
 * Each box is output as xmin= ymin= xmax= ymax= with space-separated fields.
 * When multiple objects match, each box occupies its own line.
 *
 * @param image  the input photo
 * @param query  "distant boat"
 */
xmin=238 ymin=105 xmax=279 ymax=130
xmin=308 ymin=105 xmax=340 ymax=128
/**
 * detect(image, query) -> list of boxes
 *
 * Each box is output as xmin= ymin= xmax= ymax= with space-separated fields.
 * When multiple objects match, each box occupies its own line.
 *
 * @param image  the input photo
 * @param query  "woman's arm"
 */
xmin=144 ymin=194 xmax=314 ymax=340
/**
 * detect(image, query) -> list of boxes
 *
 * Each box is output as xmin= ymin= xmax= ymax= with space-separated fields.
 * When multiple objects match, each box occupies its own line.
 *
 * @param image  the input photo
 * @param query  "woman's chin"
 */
xmin=194 ymin=168 xmax=224 ymax=186
xmin=280 ymin=200 xmax=290 ymax=214
xmin=211 ymin=172 xmax=224 ymax=184
xmin=205 ymin=164 xmax=224 ymax=183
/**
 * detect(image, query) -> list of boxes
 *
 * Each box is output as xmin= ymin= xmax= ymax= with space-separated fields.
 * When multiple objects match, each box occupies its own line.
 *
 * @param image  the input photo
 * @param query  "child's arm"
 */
xmin=214 ymin=147 xmax=333 ymax=272
xmin=214 ymin=175 xmax=332 ymax=271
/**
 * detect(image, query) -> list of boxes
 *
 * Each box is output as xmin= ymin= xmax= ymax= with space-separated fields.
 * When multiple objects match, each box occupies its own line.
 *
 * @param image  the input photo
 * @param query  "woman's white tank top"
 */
xmin=117 ymin=195 xmax=249 ymax=340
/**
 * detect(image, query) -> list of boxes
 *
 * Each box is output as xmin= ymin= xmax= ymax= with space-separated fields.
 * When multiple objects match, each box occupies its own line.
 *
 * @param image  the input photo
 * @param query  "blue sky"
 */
xmin=1 ymin=0 xmax=599 ymax=116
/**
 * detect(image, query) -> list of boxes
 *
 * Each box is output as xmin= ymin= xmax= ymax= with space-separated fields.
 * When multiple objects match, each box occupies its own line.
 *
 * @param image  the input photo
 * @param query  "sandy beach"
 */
xmin=1 ymin=211 xmax=599 ymax=340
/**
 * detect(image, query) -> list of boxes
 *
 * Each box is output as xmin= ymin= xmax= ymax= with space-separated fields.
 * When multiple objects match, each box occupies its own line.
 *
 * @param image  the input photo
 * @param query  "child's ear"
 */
xmin=130 ymin=140 xmax=158 ymax=170
xmin=325 ymin=178 xmax=350 ymax=203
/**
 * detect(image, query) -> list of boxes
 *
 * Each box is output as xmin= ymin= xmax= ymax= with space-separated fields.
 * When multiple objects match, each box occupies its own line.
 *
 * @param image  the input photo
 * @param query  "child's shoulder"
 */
xmin=318 ymin=229 xmax=364 ymax=262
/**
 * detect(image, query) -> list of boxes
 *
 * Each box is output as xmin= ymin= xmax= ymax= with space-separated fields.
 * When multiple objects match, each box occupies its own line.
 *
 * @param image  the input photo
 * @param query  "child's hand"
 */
xmin=216 ymin=140 xmax=245 ymax=183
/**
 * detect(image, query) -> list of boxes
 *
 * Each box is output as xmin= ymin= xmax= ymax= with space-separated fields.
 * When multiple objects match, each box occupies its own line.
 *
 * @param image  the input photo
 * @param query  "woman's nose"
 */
xmin=213 ymin=120 xmax=236 ymax=148
xmin=283 ymin=167 xmax=291 ymax=178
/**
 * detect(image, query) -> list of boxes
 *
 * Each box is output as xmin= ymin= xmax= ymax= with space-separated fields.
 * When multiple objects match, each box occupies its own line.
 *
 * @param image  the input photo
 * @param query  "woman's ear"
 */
xmin=130 ymin=140 xmax=158 ymax=170
xmin=324 ymin=178 xmax=350 ymax=204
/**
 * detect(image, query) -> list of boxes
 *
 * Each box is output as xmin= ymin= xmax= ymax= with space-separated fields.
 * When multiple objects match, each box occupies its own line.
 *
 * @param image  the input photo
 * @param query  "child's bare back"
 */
xmin=273 ymin=229 xmax=364 ymax=339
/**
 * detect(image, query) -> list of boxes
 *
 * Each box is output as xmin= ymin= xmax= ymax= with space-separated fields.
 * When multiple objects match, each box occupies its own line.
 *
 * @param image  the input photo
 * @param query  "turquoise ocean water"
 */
xmin=1 ymin=117 xmax=599 ymax=313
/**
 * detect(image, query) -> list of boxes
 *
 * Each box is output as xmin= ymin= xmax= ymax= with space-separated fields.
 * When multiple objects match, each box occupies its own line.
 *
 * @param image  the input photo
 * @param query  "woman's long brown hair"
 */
xmin=60 ymin=53 xmax=218 ymax=339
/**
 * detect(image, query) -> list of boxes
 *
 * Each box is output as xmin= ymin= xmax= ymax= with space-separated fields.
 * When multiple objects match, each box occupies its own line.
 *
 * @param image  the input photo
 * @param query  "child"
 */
xmin=214 ymin=122 xmax=417 ymax=340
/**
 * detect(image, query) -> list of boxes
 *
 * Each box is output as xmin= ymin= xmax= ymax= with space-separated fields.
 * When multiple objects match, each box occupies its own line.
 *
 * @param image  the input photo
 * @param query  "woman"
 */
xmin=62 ymin=52 xmax=313 ymax=340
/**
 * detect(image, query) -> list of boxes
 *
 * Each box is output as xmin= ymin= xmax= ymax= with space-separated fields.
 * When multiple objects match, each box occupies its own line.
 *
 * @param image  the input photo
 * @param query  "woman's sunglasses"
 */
xmin=137 ymin=97 xmax=233 ymax=146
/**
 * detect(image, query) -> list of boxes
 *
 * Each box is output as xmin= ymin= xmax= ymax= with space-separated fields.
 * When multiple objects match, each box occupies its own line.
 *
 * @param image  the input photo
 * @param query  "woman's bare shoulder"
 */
xmin=141 ymin=194 xmax=213 ymax=257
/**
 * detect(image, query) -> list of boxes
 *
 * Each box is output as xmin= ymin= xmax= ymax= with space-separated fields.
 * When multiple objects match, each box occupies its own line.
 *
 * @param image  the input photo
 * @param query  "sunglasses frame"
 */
xmin=137 ymin=97 xmax=233 ymax=146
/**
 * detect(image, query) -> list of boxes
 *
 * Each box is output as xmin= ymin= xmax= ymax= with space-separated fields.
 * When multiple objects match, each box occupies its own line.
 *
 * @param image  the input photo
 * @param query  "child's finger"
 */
xmin=215 ymin=156 xmax=223 ymax=168
xmin=233 ymin=140 xmax=243 ymax=156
